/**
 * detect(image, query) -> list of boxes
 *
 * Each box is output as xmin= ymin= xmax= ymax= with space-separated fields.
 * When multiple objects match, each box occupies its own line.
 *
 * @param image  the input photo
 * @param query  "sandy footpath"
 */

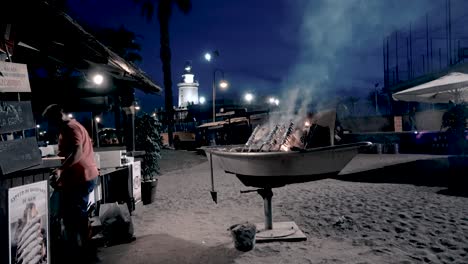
xmin=99 ymin=150 xmax=468 ymax=264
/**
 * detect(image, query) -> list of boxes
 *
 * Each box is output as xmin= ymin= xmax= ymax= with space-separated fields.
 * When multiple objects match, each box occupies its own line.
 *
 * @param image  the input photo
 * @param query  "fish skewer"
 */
xmin=259 ymin=124 xmax=279 ymax=151
xmin=278 ymin=121 xmax=294 ymax=150
xmin=242 ymin=125 xmax=260 ymax=152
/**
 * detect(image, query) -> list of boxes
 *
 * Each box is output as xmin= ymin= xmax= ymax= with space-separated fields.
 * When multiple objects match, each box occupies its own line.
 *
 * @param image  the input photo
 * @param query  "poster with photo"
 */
xmin=8 ymin=181 xmax=49 ymax=264
xmin=132 ymin=161 xmax=142 ymax=203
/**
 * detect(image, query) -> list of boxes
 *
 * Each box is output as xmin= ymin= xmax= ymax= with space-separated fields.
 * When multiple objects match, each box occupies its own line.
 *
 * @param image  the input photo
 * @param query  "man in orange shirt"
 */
xmin=42 ymin=104 xmax=99 ymax=262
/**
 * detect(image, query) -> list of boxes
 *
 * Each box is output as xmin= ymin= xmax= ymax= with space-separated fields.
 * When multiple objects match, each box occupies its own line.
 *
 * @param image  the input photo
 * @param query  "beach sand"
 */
xmin=99 ymin=150 xmax=468 ymax=264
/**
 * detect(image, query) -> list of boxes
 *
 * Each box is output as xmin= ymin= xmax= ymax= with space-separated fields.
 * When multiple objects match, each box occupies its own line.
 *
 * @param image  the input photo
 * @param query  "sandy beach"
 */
xmin=99 ymin=150 xmax=468 ymax=264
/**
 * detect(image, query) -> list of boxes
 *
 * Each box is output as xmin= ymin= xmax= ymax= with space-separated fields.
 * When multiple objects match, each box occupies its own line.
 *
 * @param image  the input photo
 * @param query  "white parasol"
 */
xmin=393 ymin=72 xmax=468 ymax=104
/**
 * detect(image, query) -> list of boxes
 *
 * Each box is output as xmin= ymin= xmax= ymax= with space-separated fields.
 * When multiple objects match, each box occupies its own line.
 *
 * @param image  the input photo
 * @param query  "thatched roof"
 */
xmin=3 ymin=0 xmax=161 ymax=94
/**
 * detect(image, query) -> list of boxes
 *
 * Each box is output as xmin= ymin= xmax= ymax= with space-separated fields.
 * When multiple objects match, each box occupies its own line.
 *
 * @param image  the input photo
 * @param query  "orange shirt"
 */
xmin=58 ymin=119 xmax=99 ymax=186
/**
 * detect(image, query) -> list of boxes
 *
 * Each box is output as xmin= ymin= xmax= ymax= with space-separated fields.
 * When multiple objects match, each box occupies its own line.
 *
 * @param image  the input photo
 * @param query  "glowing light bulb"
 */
xmin=219 ymin=80 xmax=228 ymax=89
xmin=93 ymin=74 xmax=104 ymax=85
xmin=244 ymin=93 xmax=254 ymax=102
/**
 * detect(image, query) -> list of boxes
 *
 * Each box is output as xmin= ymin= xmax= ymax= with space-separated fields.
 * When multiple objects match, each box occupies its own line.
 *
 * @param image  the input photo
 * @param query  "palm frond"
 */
xmin=175 ymin=0 xmax=192 ymax=14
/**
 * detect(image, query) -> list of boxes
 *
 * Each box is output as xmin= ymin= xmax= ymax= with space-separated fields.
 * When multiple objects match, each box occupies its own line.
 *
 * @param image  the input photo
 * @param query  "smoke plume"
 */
xmin=276 ymin=0 xmax=440 ymax=121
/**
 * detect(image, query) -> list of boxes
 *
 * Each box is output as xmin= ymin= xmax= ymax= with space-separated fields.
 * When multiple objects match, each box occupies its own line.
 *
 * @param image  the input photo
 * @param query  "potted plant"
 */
xmin=442 ymin=103 xmax=467 ymax=192
xmin=442 ymin=102 xmax=467 ymax=155
xmin=135 ymin=114 xmax=162 ymax=205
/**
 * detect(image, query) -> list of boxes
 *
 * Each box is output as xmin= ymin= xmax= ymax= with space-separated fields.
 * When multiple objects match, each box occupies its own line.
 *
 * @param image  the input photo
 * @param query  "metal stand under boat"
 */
xmin=241 ymin=188 xmax=307 ymax=242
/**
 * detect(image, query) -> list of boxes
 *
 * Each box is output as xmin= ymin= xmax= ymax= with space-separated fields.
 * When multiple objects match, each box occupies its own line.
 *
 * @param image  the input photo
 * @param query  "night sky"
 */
xmin=67 ymin=0 xmax=468 ymax=113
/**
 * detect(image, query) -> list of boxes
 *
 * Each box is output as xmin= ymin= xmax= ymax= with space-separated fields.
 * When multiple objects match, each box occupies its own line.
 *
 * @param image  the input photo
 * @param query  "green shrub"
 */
xmin=135 ymin=114 xmax=162 ymax=181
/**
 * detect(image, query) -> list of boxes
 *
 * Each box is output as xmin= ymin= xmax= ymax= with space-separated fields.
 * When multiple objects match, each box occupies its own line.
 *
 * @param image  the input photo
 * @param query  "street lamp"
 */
xmin=244 ymin=93 xmax=254 ymax=103
xmin=212 ymin=69 xmax=228 ymax=122
xmin=92 ymin=74 xmax=104 ymax=85
xmin=204 ymin=53 xmax=212 ymax=62
xmin=268 ymin=97 xmax=280 ymax=106
xmin=219 ymin=80 xmax=228 ymax=89
xmin=204 ymin=50 xmax=219 ymax=62
xmin=204 ymin=50 xmax=228 ymax=123
xmin=199 ymin=96 xmax=206 ymax=104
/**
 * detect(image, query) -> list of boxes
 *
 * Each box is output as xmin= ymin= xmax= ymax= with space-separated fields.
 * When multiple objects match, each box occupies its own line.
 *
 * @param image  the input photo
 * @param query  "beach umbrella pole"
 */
xmin=241 ymin=188 xmax=274 ymax=230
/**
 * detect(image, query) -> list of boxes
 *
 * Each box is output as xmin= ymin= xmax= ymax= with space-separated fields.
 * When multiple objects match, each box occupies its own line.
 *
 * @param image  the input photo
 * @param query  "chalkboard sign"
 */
xmin=0 ymin=137 xmax=42 ymax=175
xmin=0 ymin=101 xmax=35 ymax=134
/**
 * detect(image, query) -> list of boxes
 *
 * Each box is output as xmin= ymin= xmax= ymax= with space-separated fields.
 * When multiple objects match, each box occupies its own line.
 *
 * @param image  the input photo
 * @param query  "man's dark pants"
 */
xmin=61 ymin=178 xmax=97 ymax=261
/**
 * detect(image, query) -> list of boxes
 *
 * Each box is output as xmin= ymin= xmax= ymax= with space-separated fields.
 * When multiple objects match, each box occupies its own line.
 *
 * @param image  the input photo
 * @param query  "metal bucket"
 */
xmin=229 ymin=222 xmax=256 ymax=252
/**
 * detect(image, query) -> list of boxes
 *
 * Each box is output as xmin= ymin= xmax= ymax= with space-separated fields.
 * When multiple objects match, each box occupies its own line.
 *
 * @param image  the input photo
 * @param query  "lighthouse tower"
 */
xmin=177 ymin=62 xmax=199 ymax=108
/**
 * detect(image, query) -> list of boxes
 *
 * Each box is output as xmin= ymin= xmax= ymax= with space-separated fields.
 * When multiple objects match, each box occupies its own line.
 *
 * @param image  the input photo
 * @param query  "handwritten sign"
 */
xmin=0 ymin=138 xmax=42 ymax=175
xmin=0 ymin=62 xmax=31 ymax=93
xmin=0 ymin=101 xmax=35 ymax=134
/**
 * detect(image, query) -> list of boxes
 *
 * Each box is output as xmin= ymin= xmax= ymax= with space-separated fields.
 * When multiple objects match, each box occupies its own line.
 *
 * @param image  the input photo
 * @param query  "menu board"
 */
xmin=0 ymin=62 xmax=31 ymax=93
xmin=0 ymin=138 xmax=42 ymax=175
xmin=8 ymin=180 xmax=49 ymax=264
xmin=0 ymin=101 xmax=35 ymax=134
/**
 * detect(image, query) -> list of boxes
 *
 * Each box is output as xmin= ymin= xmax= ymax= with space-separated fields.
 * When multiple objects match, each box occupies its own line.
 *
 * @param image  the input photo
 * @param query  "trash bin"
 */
xmin=375 ymin=143 xmax=383 ymax=154
xmin=393 ymin=143 xmax=399 ymax=154
xmin=228 ymin=222 xmax=256 ymax=252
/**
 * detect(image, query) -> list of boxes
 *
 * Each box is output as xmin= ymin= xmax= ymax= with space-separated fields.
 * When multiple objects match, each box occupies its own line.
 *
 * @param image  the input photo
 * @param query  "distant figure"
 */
xmin=42 ymin=104 xmax=99 ymax=262
xmin=173 ymin=135 xmax=181 ymax=149
xmin=442 ymin=101 xmax=467 ymax=155
xmin=409 ymin=106 xmax=417 ymax=131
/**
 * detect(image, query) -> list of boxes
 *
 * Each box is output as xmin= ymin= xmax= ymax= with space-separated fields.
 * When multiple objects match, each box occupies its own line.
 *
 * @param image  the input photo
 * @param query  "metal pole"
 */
xmin=259 ymin=188 xmax=273 ymax=230
xmin=409 ymin=23 xmax=413 ymax=78
xmin=383 ymin=38 xmax=386 ymax=87
xmin=449 ymin=0 xmax=452 ymax=65
xmin=210 ymin=153 xmax=214 ymax=192
xmin=431 ymin=38 xmax=433 ymax=70
xmin=426 ymin=13 xmax=430 ymax=71
xmin=375 ymin=85 xmax=378 ymax=114
xmin=395 ymin=31 xmax=399 ymax=82
xmin=209 ymin=153 xmax=217 ymax=203
xmin=212 ymin=70 xmax=216 ymax=123
xmin=131 ymin=110 xmax=135 ymax=151
xmin=439 ymin=48 xmax=442 ymax=69
xmin=422 ymin=55 xmax=425 ymax=74
xmin=406 ymin=37 xmax=410 ymax=80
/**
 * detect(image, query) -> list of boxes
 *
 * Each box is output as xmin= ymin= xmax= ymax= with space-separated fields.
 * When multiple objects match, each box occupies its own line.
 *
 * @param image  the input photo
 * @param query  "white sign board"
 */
xmin=132 ymin=161 xmax=142 ymax=203
xmin=0 ymin=62 xmax=31 ymax=93
xmin=8 ymin=181 xmax=50 ymax=264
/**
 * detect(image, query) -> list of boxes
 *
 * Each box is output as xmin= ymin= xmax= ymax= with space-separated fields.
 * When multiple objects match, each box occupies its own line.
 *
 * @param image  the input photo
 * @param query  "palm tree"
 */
xmin=135 ymin=0 xmax=192 ymax=146
xmin=94 ymin=26 xmax=143 ymax=63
